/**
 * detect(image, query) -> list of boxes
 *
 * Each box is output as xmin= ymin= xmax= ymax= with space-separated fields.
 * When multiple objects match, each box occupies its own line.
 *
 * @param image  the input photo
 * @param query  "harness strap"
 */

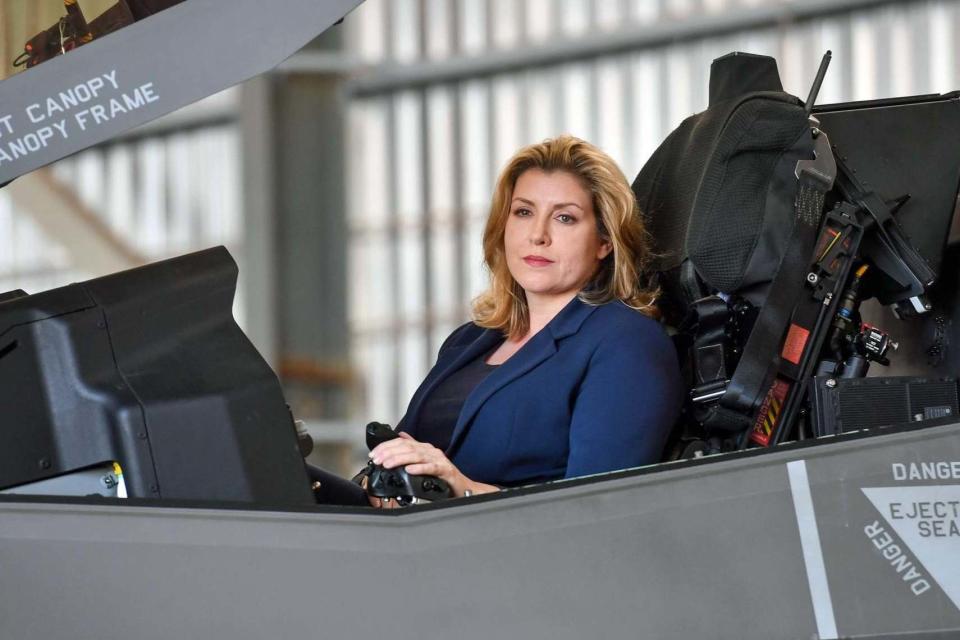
xmin=703 ymin=178 xmax=829 ymax=433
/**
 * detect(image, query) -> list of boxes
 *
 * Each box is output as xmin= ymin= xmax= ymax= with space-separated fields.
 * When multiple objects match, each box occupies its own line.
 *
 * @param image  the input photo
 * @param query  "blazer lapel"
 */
xmin=446 ymin=297 xmax=599 ymax=454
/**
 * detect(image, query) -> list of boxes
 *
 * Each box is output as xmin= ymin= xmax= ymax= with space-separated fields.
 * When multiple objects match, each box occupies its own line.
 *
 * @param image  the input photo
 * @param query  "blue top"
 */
xmin=398 ymin=297 xmax=683 ymax=487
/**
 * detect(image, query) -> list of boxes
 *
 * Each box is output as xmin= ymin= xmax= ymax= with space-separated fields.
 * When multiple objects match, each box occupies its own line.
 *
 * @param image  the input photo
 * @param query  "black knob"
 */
xmin=366 ymin=422 xmax=398 ymax=451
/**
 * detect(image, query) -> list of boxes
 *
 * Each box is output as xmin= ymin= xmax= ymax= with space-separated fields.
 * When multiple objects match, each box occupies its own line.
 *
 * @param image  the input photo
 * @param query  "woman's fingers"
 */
xmin=371 ymin=442 xmax=414 ymax=465
xmin=379 ymin=445 xmax=448 ymax=471
xmin=403 ymin=462 xmax=439 ymax=476
xmin=371 ymin=440 xmax=437 ymax=467
xmin=379 ymin=450 xmax=430 ymax=469
xmin=369 ymin=496 xmax=399 ymax=509
xmin=370 ymin=436 xmax=421 ymax=462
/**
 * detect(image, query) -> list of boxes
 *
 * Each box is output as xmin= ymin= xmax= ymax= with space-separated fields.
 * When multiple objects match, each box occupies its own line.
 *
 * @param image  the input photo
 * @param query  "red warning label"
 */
xmin=781 ymin=323 xmax=810 ymax=365
xmin=750 ymin=378 xmax=791 ymax=447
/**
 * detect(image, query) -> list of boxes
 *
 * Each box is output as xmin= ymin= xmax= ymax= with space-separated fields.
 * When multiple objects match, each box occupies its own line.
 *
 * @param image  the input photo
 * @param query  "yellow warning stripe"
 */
xmin=762 ymin=396 xmax=783 ymax=434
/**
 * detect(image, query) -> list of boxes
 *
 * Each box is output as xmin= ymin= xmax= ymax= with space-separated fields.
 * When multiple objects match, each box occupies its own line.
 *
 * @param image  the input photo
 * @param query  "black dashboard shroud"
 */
xmin=0 ymin=246 xmax=314 ymax=505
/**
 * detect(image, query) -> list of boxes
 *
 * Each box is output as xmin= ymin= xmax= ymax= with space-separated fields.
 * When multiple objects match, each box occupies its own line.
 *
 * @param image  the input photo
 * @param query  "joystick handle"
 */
xmin=360 ymin=422 xmax=453 ymax=503
xmin=365 ymin=421 xmax=398 ymax=451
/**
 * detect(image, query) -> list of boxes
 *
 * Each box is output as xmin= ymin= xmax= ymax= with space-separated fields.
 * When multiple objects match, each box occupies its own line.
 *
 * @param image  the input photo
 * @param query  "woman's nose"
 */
xmin=530 ymin=216 xmax=550 ymax=245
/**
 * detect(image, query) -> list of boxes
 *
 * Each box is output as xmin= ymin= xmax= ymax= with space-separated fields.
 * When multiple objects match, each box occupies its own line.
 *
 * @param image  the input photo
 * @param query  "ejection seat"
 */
xmin=632 ymin=52 xmax=828 ymax=456
xmin=632 ymin=51 xmax=957 ymax=457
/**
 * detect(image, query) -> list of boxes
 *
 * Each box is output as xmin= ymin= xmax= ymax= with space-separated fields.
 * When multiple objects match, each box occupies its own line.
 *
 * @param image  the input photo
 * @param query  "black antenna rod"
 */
xmin=805 ymin=50 xmax=832 ymax=116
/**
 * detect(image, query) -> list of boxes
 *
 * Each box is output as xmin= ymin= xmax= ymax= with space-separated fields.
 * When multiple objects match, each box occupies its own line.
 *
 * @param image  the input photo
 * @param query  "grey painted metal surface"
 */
xmin=0 ymin=0 xmax=364 ymax=185
xmin=2 ymin=422 xmax=959 ymax=639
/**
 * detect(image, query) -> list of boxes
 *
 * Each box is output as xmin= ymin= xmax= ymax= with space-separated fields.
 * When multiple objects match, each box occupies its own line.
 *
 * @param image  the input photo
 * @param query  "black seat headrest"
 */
xmin=709 ymin=52 xmax=783 ymax=105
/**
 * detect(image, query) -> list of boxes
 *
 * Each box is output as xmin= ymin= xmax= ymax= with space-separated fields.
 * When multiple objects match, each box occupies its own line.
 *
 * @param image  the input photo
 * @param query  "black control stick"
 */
xmin=360 ymin=422 xmax=453 ymax=505
xmin=365 ymin=421 xmax=399 ymax=450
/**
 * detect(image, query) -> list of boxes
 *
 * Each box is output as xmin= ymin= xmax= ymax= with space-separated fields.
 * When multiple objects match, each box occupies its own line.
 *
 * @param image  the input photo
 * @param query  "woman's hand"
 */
xmin=368 ymin=433 xmax=500 ymax=502
xmin=369 ymin=432 xmax=469 ymax=497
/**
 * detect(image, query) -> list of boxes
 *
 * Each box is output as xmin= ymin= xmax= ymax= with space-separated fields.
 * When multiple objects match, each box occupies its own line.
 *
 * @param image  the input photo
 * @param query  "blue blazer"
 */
xmin=399 ymin=297 xmax=683 ymax=487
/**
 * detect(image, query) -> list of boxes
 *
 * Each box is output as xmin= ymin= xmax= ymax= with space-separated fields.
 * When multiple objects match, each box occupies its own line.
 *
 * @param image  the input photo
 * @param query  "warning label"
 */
xmin=781 ymin=323 xmax=810 ymax=365
xmin=750 ymin=378 xmax=791 ymax=446
xmin=862 ymin=485 xmax=960 ymax=608
xmin=0 ymin=69 xmax=159 ymax=168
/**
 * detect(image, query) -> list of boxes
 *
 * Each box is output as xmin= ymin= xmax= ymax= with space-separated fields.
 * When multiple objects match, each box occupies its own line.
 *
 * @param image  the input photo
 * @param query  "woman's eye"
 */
xmin=514 ymin=208 xmax=532 ymax=217
xmin=556 ymin=213 xmax=575 ymax=224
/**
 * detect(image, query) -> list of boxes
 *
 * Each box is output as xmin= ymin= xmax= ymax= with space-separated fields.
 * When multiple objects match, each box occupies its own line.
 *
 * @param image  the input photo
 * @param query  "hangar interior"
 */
xmin=1 ymin=0 xmax=958 ymax=476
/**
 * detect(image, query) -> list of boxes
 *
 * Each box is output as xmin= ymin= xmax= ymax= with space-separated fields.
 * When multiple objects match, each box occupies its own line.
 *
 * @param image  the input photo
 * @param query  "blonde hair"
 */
xmin=472 ymin=135 xmax=659 ymax=339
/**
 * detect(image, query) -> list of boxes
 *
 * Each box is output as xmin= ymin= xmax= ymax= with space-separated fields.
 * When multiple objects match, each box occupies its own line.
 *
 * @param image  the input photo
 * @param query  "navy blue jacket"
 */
xmin=399 ymin=297 xmax=683 ymax=487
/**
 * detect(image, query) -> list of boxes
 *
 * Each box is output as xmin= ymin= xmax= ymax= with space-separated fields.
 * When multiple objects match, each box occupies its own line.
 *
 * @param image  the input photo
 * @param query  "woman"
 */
xmin=370 ymin=135 xmax=682 ymax=500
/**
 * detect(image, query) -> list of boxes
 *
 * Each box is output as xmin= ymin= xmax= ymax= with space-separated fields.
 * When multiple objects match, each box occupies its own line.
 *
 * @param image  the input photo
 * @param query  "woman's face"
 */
xmin=504 ymin=168 xmax=612 ymax=306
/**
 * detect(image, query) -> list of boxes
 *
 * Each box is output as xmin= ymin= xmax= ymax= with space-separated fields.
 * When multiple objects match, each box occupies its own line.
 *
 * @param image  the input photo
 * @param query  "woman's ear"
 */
xmin=597 ymin=240 xmax=613 ymax=261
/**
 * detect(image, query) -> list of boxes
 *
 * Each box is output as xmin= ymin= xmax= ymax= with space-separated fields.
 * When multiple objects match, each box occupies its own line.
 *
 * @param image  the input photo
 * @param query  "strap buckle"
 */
xmin=691 ymin=379 xmax=729 ymax=404
xmin=795 ymin=128 xmax=837 ymax=191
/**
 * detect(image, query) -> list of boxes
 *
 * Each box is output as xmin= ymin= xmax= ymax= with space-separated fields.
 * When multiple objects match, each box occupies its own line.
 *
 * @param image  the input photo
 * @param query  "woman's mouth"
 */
xmin=523 ymin=255 xmax=554 ymax=267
